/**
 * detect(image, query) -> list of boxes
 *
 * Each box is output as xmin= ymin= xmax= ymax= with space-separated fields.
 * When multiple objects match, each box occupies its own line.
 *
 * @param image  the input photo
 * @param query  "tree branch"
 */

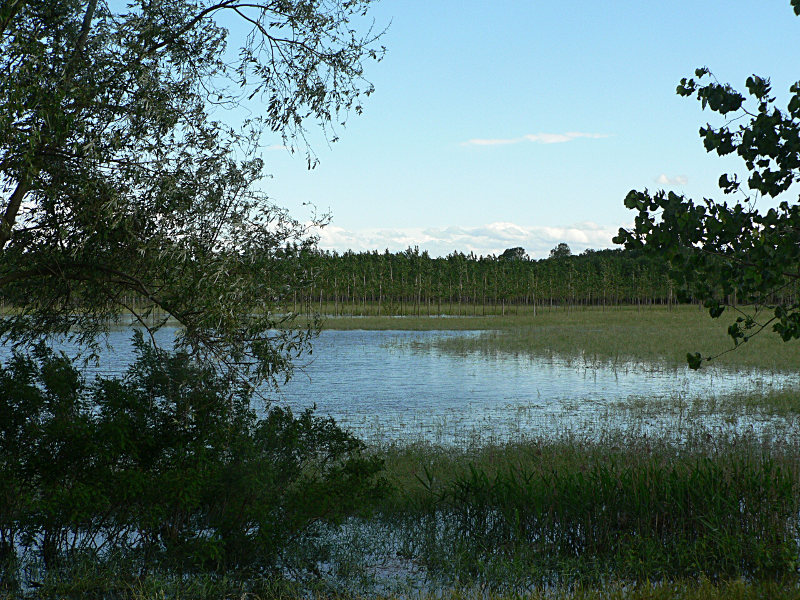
xmin=63 ymin=0 xmax=98 ymax=81
xmin=144 ymin=1 xmax=240 ymax=55
xmin=0 ymin=0 xmax=28 ymax=36
xmin=1 ymin=0 xmax=99 ymax=251
xmin=0 ymin=176 xmax=31 ymax=250
xmin=0 ymin=260 xmax=168 ymax=314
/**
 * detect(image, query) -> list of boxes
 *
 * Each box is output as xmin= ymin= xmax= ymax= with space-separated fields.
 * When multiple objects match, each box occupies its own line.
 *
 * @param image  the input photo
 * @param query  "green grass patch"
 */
xmin=317 ymin=305 xmax=800 ymax=372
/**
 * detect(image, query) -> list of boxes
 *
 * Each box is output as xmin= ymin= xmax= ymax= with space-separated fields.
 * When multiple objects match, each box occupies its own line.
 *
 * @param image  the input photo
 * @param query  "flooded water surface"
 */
xmin=5 ymin=327 xmax=796 ymax=444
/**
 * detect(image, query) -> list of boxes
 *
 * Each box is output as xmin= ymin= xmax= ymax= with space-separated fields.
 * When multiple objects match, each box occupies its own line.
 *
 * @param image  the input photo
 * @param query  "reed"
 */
xmin=368 ymin=427 xmax=800 ymax=589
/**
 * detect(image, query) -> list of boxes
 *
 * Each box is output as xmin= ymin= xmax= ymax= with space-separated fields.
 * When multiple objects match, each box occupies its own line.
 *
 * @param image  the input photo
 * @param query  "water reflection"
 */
xmin=4 ymin=327 xmax=795 ymax=444
xmin=278 ymin=330 xmax=799 ymax=444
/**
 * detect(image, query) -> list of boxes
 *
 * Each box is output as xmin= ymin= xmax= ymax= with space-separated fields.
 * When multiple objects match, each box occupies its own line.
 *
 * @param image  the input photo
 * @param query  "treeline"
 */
xmin=8 ymin=246 xmax=797 ymax=320
xmin=290 ymin=247 xmax=677 ymax=316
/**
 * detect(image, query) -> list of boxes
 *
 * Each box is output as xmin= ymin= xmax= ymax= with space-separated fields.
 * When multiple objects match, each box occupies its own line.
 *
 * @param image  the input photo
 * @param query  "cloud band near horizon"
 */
xmin=461 ymin=132 xmax=611 ymax=147
xmin=310 ymin=221 xmax=626 ymax=259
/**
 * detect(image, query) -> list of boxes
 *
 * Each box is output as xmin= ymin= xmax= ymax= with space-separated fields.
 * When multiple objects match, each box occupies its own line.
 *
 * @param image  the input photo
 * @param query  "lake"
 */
xmin=3 ymin=327 xmax=796 ymax=444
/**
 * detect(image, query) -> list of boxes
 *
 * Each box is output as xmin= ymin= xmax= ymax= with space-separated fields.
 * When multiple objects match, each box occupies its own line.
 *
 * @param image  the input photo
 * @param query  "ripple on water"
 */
xmin=4 ymin=327 xmax=793 ymax=444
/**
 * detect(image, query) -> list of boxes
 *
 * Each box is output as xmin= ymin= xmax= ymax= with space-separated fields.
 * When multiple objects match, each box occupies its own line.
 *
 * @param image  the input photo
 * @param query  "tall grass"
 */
xmin=368 ymin=426 xmax=800 ymax=591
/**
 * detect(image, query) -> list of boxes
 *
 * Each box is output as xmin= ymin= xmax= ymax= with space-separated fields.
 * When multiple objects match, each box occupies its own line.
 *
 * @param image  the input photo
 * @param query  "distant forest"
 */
xmin=289 ymin=245 xmax=678 ymax=316
xmin=284 ymin=244 xmax=800 ymax=317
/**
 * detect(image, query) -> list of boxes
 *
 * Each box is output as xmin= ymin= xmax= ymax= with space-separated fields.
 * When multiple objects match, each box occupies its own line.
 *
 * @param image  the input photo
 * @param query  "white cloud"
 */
xmin=311 ymin=221 xmax=626 ymax=260
xmin=655 ymin=173 xmax=688 ymax=186
xmin=461 ymin=132 xmax=610 ymax=147
xmin=525 ymin=132 xmax=610 ymax=144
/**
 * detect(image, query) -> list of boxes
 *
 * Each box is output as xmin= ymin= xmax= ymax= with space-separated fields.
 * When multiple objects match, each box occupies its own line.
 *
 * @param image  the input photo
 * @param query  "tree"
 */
xmin=549 ymin=242 xmax=572 ymax=259
xmin=499 ymin=246 xmax=527 ymax=261
xmin=614 ymin=3 xmax=800 ymax=368
xmin=0 ymin=0 xmax=384 ymax=382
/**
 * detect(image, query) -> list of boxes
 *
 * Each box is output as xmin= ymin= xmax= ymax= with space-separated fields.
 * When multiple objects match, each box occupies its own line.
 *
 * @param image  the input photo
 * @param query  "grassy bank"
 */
xmin=318 ymin=304 xmax=800 ymax=371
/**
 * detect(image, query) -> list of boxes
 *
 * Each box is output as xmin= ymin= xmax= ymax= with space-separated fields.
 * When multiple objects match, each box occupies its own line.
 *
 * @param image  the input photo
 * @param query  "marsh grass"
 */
xmin=8 ymin=425 xmax=800 ymax=599
xmin=319 ymin=305 xmax=800 ymax=372
xmin=10 ymin=575 xmax=799 ymax=600
xmin=365 ymin=427 xmax=800 ymax=591
xmin=614 ymin=387 xmax=800 ymax=424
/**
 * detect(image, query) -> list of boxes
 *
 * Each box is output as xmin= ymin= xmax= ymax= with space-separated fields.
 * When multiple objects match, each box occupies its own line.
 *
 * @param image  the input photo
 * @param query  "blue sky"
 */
xmin=245 ymin=1 xmax=800 ymax=258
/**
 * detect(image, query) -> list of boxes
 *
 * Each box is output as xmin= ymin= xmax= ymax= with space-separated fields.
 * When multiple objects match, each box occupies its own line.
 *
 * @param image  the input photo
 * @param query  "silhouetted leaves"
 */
xmin=615 ymin=20 xmax=800 ymax=366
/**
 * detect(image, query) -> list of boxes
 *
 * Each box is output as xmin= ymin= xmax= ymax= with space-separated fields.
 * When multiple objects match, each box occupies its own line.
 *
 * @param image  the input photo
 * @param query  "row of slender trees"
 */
xmin=284 ymin=246 xmax=800 ymax=317
xmin=289 ymin=247 xmax=679 ymax=316
xmin=6 ymin=244 xmax=798 ymax=320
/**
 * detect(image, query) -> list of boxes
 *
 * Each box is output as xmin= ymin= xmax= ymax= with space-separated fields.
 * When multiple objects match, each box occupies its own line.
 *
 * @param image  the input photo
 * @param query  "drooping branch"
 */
xmin=0 ymin=260 xmax=167 ymax=312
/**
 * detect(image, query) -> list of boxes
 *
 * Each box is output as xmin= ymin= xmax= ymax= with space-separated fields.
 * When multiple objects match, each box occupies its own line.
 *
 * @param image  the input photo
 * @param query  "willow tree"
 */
xmin=614 ymin=2 xmax=800 ymax=367
xmin=0 ymin=0 xmax=383 ymax=382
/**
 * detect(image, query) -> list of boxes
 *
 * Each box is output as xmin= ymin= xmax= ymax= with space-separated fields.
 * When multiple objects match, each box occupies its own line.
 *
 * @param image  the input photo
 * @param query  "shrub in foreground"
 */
xmin=0 ymin=334 xmax=387 ymax=594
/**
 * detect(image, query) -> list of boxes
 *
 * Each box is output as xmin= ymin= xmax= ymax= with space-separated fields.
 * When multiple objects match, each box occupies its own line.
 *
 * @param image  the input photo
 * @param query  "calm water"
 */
xmin=3 ymin=327 xmax=796 ymax=444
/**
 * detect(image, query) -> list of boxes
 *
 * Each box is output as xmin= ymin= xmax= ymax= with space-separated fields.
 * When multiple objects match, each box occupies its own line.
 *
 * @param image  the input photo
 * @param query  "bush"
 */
xmin=0 ymin=334 xmax=387 ymax=593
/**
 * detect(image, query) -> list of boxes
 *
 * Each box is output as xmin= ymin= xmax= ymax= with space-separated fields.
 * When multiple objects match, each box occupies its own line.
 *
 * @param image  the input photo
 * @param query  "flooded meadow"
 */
xmin=16 ymin=326 xmax=798 ymax=444
xmin=4 ymin=322 xmax=800 ymax=596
